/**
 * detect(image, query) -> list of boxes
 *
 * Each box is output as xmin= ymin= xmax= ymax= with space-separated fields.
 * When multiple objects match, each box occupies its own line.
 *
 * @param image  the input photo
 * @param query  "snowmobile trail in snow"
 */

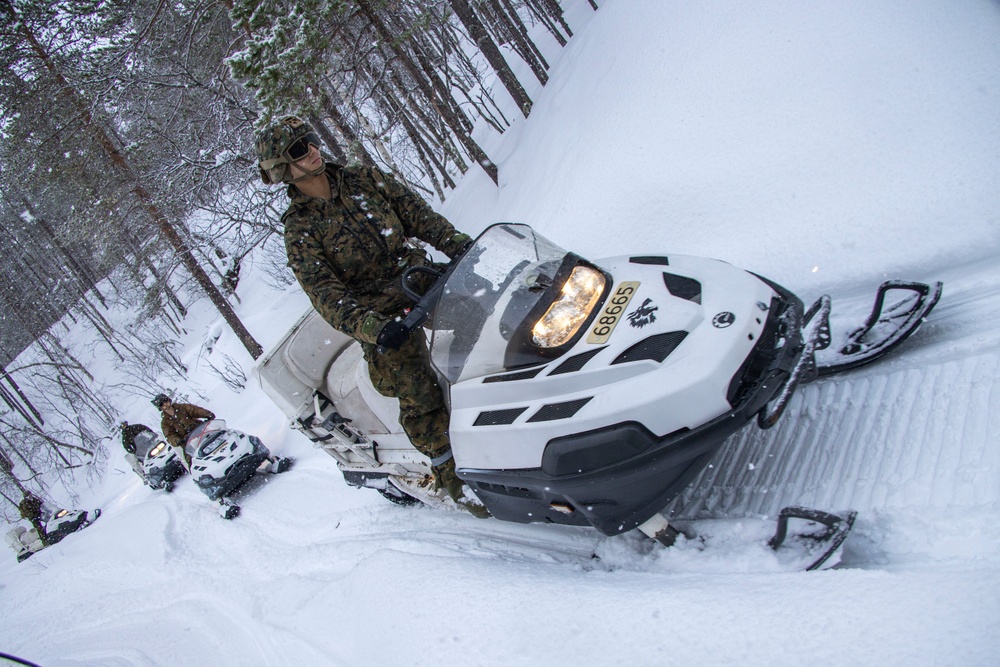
xmin=667 ymin=258 xmax=1000 ymax=569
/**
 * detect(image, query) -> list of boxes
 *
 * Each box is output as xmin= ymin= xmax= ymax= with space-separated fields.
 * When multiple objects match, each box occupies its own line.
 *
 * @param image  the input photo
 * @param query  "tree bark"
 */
xmin=2 ymin=0 xmax=263 ymax=359
xmin=357 ymin=0 xmax=498 ymax=184
xmin=449 ymin=0 xmax=534 ymax=116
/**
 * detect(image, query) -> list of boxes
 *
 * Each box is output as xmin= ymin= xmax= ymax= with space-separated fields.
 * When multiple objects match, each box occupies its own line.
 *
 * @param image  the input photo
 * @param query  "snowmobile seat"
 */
xmin=255 ymin=309 xmax=355 ymax=419
xmin=324 ymin=343 xmax=403 ymax=436
xmin=6 ymin=525 xmax=43 ymax=554
xmin=283 ymin=311 xmax=355 ymax=389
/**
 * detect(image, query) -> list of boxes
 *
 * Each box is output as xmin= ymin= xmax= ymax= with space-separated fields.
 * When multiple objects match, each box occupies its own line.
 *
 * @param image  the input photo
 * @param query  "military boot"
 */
xmin=433 ymin=458 xmax=490 ymax=519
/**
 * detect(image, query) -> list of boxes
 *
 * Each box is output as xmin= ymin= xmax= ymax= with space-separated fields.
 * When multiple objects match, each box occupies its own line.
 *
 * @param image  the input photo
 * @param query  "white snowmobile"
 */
xmin=184 ymin=419 xmax=291 ymax=519
xmin=254 ymin=223 xmax=941 ymax=570
xmin=134 ymin=430 xmax=186 ymax=492
xmin=6 ymin=506 xmax=101 ymax=562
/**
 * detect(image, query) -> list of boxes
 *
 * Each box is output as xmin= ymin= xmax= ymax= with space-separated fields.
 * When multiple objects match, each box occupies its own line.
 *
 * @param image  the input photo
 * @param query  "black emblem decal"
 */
xmin=627 ymin=298 xmax=658 ymax=328
xmin=712 ymin=312 xmax=736 ymax=328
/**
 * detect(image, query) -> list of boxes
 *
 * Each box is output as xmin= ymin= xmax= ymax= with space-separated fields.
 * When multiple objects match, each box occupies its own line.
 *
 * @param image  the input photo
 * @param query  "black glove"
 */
xmin=376 ymin=320 xmax=409 ymax=351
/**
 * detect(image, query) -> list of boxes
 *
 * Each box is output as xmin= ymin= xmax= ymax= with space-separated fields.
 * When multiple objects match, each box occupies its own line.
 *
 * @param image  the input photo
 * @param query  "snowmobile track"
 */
xmin=669 ymin=273 xmax=1000 ymax=525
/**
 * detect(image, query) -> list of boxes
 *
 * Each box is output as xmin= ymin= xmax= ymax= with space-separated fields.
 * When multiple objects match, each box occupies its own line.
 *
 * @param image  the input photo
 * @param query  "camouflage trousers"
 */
xmin=362 ymin=327 xmax=451 ymax=462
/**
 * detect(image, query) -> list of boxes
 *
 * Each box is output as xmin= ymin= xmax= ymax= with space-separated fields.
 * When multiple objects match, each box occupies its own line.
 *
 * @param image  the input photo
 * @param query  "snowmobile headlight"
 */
xmin=532 ymin=265 xmax=606 ymax=348
xmin=149 ymin=441 xmax=167 ymax=458
xmin=55 ymin=509 xmax=68 ymax=518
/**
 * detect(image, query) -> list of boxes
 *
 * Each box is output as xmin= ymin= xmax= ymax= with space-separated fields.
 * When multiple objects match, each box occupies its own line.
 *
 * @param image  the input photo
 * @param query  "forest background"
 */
xmin=0 ymin=0 xmax=591 ymax=517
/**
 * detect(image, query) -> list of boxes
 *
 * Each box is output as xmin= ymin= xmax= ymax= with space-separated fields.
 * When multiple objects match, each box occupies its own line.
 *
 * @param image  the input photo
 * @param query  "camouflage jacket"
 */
xmin=121 ymin=423 xmax=152 ymax=454
xmin=18 ymin=494 xmax=44 ymax=522
xmin=160 ymin=403 xmax=215 ymax=448
xmin=283 ymin=163 xmax=471 ymax=344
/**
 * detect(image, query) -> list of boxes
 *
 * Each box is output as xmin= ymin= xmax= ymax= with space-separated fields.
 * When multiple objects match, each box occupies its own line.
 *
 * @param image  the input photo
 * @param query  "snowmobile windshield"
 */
xmin=429 ymin=223 xmax=609 ymax=384
xmin=184 ymin=419 xmax=229 ymax=458
xmin=133 ymin=431 xmax=158 ymax=459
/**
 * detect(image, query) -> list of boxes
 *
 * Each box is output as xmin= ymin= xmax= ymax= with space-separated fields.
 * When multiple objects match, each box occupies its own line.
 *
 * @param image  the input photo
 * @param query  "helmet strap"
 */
xmin=284 ymin=159 xmax=326 ymax=184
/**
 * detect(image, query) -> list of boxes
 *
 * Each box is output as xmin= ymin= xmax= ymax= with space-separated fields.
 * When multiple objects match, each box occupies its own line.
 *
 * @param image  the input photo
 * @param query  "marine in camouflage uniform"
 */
xmin=18 ymin=492 xmax=50 ymax=546
xmin=255 ymin=116 xmax=475 ymax=506
xmin=120 ymin=421 xmax=153 ymax=476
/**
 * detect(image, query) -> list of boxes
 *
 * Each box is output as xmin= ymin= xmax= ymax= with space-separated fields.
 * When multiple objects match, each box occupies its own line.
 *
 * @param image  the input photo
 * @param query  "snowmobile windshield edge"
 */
xmin=429 ymin=224 xmax=609 ymax=384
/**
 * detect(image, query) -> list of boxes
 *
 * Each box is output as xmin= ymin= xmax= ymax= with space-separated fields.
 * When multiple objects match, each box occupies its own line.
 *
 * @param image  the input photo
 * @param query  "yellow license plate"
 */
xmin=587 ymin=281 xmax=640 ymax=344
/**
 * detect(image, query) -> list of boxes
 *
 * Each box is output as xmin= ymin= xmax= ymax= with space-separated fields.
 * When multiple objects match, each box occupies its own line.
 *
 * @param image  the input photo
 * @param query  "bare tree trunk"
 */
xmin=449 ymin=0 xmax=535 ymax=116
xmin=319 ymin=82 xmax=379 ymax=168
xmin=357 ymin=0 xmax=499 ymax=184
xmin=2 ymin=0 xmax=263 ymax=360
xmin=2 ymin=368 xmax=44 ymax=426
xmin=307 ymin=113 xmax=349 ymax=164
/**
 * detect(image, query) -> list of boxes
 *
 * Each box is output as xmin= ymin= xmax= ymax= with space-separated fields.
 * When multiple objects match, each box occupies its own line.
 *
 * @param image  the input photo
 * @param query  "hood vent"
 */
xmin=630 ymin=256 xmax=670 ymax=265
xmin=483 ymin=367 xmax=544 ymax=383
xmin=474 ymin=407 xmax=528 ymax=426
xmin=549 ymin=347 xmax=606 ymax=376
xmin=662 ymin=273 xmax=702 ymax=304
xmin=612 ymin=331 xmax=689 ymax=365
xmin=527 ymin=397 xmax=593 ymax=423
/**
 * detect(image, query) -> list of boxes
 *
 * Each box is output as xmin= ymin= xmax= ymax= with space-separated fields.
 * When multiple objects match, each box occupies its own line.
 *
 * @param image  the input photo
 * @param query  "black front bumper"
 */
xmin=461 ymin=280 xmax=805 ymax=536
xmin=195 ymin=438 xmax=270 ymax=500
xmin=146 ymin=460 xmax=186 ymax=489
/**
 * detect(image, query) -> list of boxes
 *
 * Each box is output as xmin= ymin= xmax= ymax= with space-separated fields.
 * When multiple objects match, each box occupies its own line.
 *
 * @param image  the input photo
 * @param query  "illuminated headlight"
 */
xmin=149 ymin=442 xmax=167 ymax=458
xmin=55 ymin=509 xmax=68 ymax=518
xmin=532 ymin=265 xmax=606 ymax=347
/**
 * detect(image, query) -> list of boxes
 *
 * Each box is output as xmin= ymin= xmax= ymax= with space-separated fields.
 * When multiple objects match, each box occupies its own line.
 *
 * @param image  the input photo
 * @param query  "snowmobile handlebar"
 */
xmin=376 ymin=245 xmax=483 ymax=355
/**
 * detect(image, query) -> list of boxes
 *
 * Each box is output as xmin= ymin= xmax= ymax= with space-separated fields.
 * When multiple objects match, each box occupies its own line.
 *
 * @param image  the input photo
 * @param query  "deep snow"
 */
xmin=2 ymin=1 xmax=1000 ymax=665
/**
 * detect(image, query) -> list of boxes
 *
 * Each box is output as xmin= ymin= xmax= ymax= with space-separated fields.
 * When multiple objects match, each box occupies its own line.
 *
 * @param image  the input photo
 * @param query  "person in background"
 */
xmin=120 ymin=421 xmax=153 ymax=476
xmin=151 ymin=394 xmax=214 ymax=471
xmin=18 ymin=491 xmax=51 ymax=546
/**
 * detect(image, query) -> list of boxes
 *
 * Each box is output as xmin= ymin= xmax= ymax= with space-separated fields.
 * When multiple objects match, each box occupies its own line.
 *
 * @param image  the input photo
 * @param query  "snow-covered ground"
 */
xmin=3 ymin=1 xmax=1000 ymax=665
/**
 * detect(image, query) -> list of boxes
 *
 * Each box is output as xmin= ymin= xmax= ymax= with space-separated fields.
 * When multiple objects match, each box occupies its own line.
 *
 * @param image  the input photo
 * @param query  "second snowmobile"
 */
xmin=254 ymin=223 xmax=941 ymax=569
xmin=134 ymin=430 xmax=186 ymax=491
xmin=6 ymin=506 xmax=101 ymax=562
xmin=184 ymin=419 xmax=291 ymax=519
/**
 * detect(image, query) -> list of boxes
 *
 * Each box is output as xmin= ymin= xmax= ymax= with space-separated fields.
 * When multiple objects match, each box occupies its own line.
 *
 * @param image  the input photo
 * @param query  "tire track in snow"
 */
xmin=672 ymin=350 xmax=1000 ymax=519
xmin=668 ymin=262 xmax=1000 ymax=555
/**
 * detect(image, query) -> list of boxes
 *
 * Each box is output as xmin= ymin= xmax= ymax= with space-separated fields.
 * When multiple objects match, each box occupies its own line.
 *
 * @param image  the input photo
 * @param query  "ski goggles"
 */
xmin=259 ymin=131 xmax=322 ymax=171
xmin=285 ymin=131 xmax=321 ymax=161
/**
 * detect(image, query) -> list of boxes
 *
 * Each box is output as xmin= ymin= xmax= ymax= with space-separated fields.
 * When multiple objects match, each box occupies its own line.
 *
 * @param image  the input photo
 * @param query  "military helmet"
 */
xmin=255 ymin=115 xmax=323 ymax=184
xmin=151 ymin=393 xmax=171 ymax=409
xmin=119 ymin=421 xmax=128 ymax=431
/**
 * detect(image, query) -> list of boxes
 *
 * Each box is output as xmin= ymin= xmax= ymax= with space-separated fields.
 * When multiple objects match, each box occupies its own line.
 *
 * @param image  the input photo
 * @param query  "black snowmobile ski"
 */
xmin=812 ymin=280 xmax=943 ymax=377
xmin=218 ymin=497 xmax=240 ymax=520
xmin=767 ymin=506 xmax=857 ymax=571
xmin=757 ymin=295 xmax=831 ymax=429
xmin=757 ymin=280 xmax=940 ymax=428
xmin=640 ymin=506 xmax=857 ymax=571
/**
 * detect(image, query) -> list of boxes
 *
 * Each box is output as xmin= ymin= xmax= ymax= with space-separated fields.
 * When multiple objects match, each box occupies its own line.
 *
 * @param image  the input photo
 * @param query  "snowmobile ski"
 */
xmin=218 ymin=497 xmax=240 ymax=520
xmin=813 ymin=280 xmax=942 ymax=377
xmin=640 ymin=505 xmax=856 ymax=571
xmin=269 ymin=456 xmax=293 ymax=474
xmin=767 ymin=506 xmax=857 ymax=571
